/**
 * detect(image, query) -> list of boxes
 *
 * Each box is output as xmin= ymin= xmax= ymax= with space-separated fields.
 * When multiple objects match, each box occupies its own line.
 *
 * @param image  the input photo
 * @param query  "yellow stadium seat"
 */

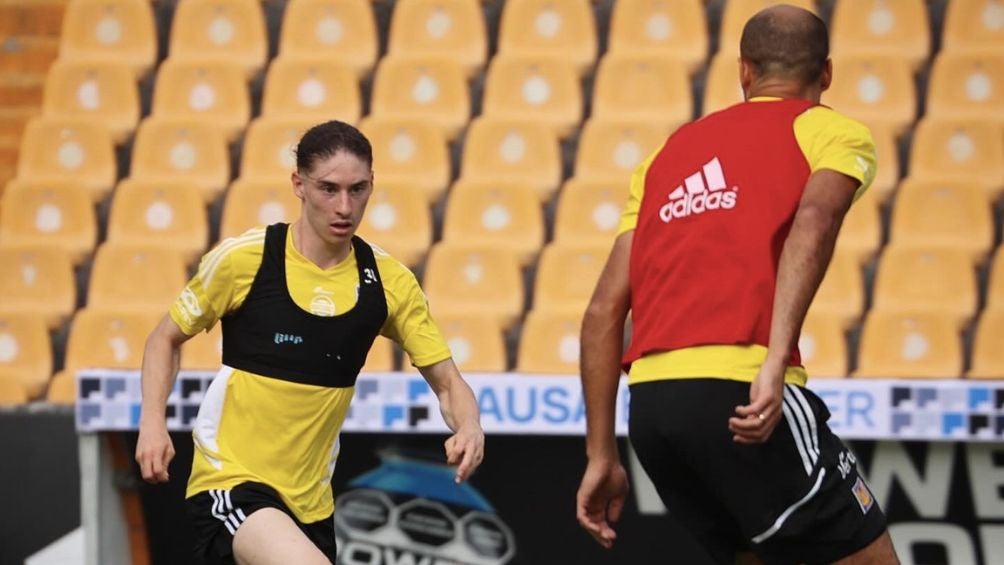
xmin=553 ymin=179 xmax=628 ymax=246
xmin=532 ymin=242 xmax=607 ymax=316
xmin=0 ymin=245 xmax=75 ymax=329
xmin=239 ymin=117 xmax=314 ymax=183
xmin=106 ymin=179 xmax=209 ymax=264
xmin=574 ymin=118 xmax=668 ymax=184
xmin=360 ymin=117 xmax=450 ymax=203
xmin=42 ymin=59 xmax=139 ymax=143
xmin=497 ymin=0 xmax=597 ymax=75
xmin=482 ymin=55 xmax=583 ymax=138
xmin=591 ymin=53 xmax=691 ymax=130
xmin=442 ymin=182 xmax=544 ymax=266
xmin=87 ymin=244 xmax=188 ymax=314
xmin=169 ymin=0 xmax=267 ymax=78
xmin=867 ymin=123 xmax=899 ymax=200
xmin=129 ymin=117 xmax=231 ymax=203
xmin=151 ymin=58 xmax=250 ymax=140
xmin=889 ymin=180 xmax=994 ymax=262
xmin=0 ymin=181 xmax=97 ymax=265
xmin=181 ymin=323 xmax=223 ymax=371
xmin=279 ymin=0 xmax=378 ymax=79
xmin=970 ymin=310 xmax=1004 ymax=378
xmin=943 ymin=0 xmax=1004 ymax=55
xmin=607 ymin=0 xmax=708 ymax=72
xmin=988 ymin=248 xmax=1004 ymax=311
xmin=872 ymin=246 xmax=978 ymax=322
xmin=702 ymin=52 xmax=743 ymax=116
xmin=0 ymin=313 xmax=52 ymax=399
xmin=798 ymin=312 xmax=848 ymax=378
xmin=906 ymin=118 xmax=1004 ymax=197
xmin=423 ymin=243 xmax=524 ymax=329
xmin=834 ymin=195 xmax=882 ymax=265
xmin=809 ymin=250 xmax=864 ymax=326
xmin=220 ymin=179 xmax=301 ymax=239
xmin=830 ymin=0 xmax=929 ymax=69
xmin=260 ymin=57 xmax=361 ymax=124
xmin=15 ymin=117 xmax=116 ymax=202
xmin=355 ymin=183 xmax=432 ymax=268
xmin=458 ymin=117 xmax=562 ymax=201
xmin=45 ymin=372 xmax=76 ymax=405
xmin=361 ymin=336 xmax=395 ymax=373
xmin=387 ymin=0 xmax=487 ymax=77
xmin=58 ymin=0 xmax=157 ymax=78
xmin=0 ymin=378 xmax=29 ymax=406
xmin=369 ymin=55 xmax=470 ymax=141
xmin=718 ymin=0 xmax=816 ymax=57
xmin=856 ymin=311 xmax=962 ymax=378
xmin=926 ymin=53 xmax=1004 ymax=124
xmin=62 ymin=308 xmax=161 ymax=373
xmin=407 ymin=315 xmax=507 ymax=373
xmin=823 ymin=56 xmax=916 ymax=134
xmin=516 ymin=310 xmax=582 ymax=374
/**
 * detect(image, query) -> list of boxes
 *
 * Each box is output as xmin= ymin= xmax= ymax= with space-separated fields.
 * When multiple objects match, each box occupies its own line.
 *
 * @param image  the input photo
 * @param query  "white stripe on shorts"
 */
xmin=751 ymin=468 xmax=827 ymax=544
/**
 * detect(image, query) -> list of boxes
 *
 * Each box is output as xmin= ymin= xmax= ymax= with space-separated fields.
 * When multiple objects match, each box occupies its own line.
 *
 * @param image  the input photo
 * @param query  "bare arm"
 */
xmin=418 ymin=358 xmax=484 ymax=483
xmin=730 ymin=169 xmax=858 ymax=442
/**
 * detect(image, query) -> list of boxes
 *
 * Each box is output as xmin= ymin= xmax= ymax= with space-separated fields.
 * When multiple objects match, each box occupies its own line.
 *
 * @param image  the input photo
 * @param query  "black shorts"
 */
xmin=186 ymin=481 xmax=337 ymax=565
xmin=628 ymin=379 xmax=887 ymax=565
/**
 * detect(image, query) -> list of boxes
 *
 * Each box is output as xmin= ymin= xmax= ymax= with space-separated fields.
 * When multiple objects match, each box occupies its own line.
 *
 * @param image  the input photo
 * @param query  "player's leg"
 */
xmin=734 ymin=551 xmax=764 ymax=565
xmin=232 ymin=508 xmax=332 ymax=565
xmin=831 ymin=530 xmax=899 ymax=565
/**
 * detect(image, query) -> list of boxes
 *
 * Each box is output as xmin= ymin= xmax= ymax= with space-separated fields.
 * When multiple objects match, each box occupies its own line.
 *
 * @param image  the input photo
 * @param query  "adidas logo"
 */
xmin=659 ymin=157 xmax=739 ymax=223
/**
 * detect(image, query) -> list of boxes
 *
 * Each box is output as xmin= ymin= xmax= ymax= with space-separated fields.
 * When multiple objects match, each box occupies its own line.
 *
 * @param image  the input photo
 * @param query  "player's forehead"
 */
xmin=305 ymin=150 xmax=372 ymax=186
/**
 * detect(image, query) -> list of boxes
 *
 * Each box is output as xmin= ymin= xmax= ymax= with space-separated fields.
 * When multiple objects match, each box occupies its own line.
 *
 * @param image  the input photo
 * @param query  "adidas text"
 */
xmin=659 ymin=157 xmax=738 ymax=223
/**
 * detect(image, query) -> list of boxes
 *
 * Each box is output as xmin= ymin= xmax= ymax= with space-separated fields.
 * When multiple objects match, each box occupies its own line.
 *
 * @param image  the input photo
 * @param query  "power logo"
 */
xmin=851 ymin=476 xmax=875 ymax=515
xmin=659 ymin=157 xmax=739 ymax=223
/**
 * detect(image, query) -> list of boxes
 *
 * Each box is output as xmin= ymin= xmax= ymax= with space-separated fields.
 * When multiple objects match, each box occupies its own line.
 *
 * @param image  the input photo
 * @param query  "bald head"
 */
xmin=739 ymin=5 xmax=829 ymax=86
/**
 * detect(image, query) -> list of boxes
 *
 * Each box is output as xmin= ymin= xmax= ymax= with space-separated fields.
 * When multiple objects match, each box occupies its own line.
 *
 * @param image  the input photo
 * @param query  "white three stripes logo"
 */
xmin=209 ymin=489 xmax=247 ymax=535
xmin=659 ymin=157 xmax=738 ymax=223
xmin=782 ymin=384 xmax=821 ymax=476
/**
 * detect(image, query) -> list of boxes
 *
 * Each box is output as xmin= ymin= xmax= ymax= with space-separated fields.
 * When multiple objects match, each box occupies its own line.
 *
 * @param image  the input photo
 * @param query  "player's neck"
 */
xmin=747 ymin=79 xmax=822 ymax=104
xmin=291 ymin=220 xmax=352 ymax=269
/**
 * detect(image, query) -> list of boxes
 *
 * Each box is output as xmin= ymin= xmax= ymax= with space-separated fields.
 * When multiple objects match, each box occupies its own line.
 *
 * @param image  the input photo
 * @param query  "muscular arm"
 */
xmin=418 ymin=358 xmax=484 ymax=482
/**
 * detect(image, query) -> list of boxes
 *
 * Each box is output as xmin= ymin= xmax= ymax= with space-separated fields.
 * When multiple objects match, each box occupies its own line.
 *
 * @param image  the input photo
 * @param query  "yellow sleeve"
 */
xmin=169 ymin=228 xmax=265 ymax=336
xmin=617 ymin=146 xmax=663 ymax=235
xmin=793 ymin=107 xmax=877 ymax=201
xmin=375 ymin=253 xmax=452 ymax=368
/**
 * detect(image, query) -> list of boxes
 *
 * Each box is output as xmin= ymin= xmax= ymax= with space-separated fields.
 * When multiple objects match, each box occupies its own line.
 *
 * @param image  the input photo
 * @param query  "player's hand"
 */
xmin=576 ymin=457 xmax=629 ymax=549
xmin=445 ymin=423 xmax=484 ymax=483
xmin=729 ymin=359 xmax=786 ymax=444
xmin=136 ymin=420 xmax=175 ymax=483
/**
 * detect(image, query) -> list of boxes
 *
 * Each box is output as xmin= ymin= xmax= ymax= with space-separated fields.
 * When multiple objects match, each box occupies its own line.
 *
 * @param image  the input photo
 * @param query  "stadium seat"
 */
xmin=0 ymin=313 xmax=52 ymax=399
xmin=169 ymin=0 xmax=267 ymax=78
xmin=356 ymin=183 xmax=432 ymax=268
xmin=552 ymin=179 xmax=628 ymax=247
xmin=58 ymin=0 xmax=157 ymax=78
xmin=574 ymin=118 xmax=668 ymax=184
xmin=423 ymin=243 xmax=524 ymax=329
xmin=889 ymin=180 xmax=994 ymax=262
xmin=61 ymin=308 xmax=161 ymax=374
xmin=181 ymin=323 xmax=223 ymax=371
xmin=87 ymin=244 xmax=188 ymax=314
xmin=407 ymin=315 xmax=507 ymax=372
xmin=387 ymin=0 xmax=487 ymax=78
xmin=592 ymin=54 xmax=691 ymax=129
xmin=987 ymin=248 xmax=1004 ymax=311
xmin=497 ymin=0 xmax=597 ymax=75
xmin=129 ymin=117 xmax=231 ymax=203
xmin=970 ymin=310 xmax=1004 ymax=378
xmin=482 ymin=55 xmax=583 ymax=138
xmin=834 ymin=195 xmax=882 ymax=265
xmin=239 ymin=117 xmax=314 ymax=183
xmin=361 ymin=336 xmax=395 ymax=373
xmin=45 ymin=372 xmax=75 ymax=405
xmin=0 ymin=181 xmax=97 ymax=265
xmin=359 ymin=117 xmax=450 ymax=203
xmin=260 ymin=58 xmax=361 ymax=124
xmin=867 ymin=123 xmax=899 ymax=200
xmin=906 ymin=118 xmax=1004 ymax=197
xmin=151 ymin=58 xmax=250 ymax=141
xmin=278 ymin=0 xmax=378 ymax=79
xmin=607 ymin=0 xmax=708 ymax=72
xmin=459 ymin=117 xmax=562 ymax=201
xmin=0 ymin=378 xmax=29 ymax=406
xmin=871 ymin=246 xmax=978 ymax=322
xmin=809 ymin=249 xmax=864 ymax=326
xmin=0 ymin=245 xmax=75 ymax=329
xmin=718 ymin=0 xmax=816 ymax=56
xmin=798 ymin=311 xmax=848 ymax=378
xmin=516 ymin=310 xmax=582 ymax=374
xmin=42 ymin=59 xmax=139 ymax=143
xmin=943 ymin=0 xmax=1004 ymax=55
xmin=856 ymin=311 xmax=963 ymax=378
xmin=926 ymin=53 xmax=1004 ymax=124
xmin=106 ymin=179 xmax=209 ymax=264
xmin=442 ymin=182 xmax=544 ymax=266
xmin=702 ymin=52 xmax=743 ymax=116
xmin=15 ymin=117 xmax=116 ymax=202
xmin=829 ymin=0 xmax=929 ymax=69
xmin=220 ymin=179 xmax=301 ymax=239
xmin=369 ymin=55 xmax=470 ymax=141
xmin=823 ymin=56 xmax=916 ymax=134
xmin=532 ymin=242 xmax=608 ymax=315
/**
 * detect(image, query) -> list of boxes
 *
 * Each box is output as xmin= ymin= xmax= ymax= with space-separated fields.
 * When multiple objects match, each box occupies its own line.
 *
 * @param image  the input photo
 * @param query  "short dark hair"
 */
xmin=739 ymin=6 xmax=829 ymax=85
xmin=295 ymin=120 xmax=373 ymax=173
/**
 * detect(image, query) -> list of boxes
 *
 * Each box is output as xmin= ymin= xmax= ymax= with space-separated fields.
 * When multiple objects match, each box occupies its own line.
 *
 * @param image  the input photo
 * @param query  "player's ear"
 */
xmin=819 ymin=58 xmax=833 ymax=92
xmin=292 ymin=170 xmax=306 ymax=200
xmin=739 ymin=57 xmax=754 ymax=100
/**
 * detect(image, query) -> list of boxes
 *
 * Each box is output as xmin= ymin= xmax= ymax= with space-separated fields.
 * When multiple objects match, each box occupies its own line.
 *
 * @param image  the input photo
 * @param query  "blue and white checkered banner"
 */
xmin=74 ymin=370 xmax=1004 ymax=441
